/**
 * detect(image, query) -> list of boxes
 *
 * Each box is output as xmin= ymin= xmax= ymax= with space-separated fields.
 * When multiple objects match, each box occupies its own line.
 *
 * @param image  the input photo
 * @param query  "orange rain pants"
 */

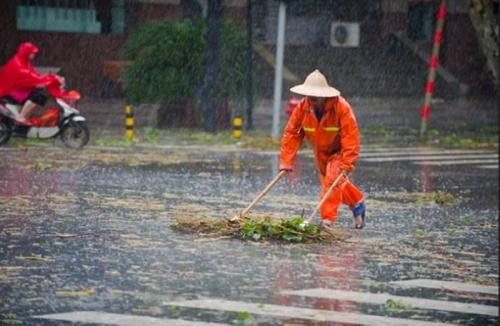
xmin=279 ymin=96 xmax=364 ymax=223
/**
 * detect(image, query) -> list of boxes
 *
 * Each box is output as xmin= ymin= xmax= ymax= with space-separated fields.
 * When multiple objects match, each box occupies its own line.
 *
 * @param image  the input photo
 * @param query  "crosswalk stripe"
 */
xmin=361 ymin=147 xmax=492 ymax=153
xmin=411 ymin=159 xmax=498 ymax=166
xmin=361 ymin=147 xmax=434 ymax=152
xmin=34 ymin=311 xmax=226 ymax=325
xmin=280 ymin=288 xmax=498 ymax=316
xmin=361 ymin=154 xmax=498 ymax=162
xmin=390 ymin=279 xmax=499 ymax=295
xmin=164 ymin=299 xmax=451 ymax=326
xmin=478 ymin=164 xmax=499 ymax=169
xmin=360 ymin=150 xmax=495 ymax=158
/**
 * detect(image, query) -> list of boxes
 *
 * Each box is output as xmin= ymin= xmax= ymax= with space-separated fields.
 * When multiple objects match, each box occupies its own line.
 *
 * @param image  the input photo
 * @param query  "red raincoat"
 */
xmin=0 ymin=42 xmax=64 ymax=99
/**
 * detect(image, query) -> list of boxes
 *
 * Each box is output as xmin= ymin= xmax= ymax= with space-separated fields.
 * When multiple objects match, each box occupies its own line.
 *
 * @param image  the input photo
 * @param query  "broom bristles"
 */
xmin=170 ymin=214 xmax=345 ymax=243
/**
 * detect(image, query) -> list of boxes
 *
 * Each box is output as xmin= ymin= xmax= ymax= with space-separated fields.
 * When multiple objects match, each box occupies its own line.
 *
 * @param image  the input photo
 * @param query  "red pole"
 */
xmin=420 ymin=0 xmax=447 ymax=137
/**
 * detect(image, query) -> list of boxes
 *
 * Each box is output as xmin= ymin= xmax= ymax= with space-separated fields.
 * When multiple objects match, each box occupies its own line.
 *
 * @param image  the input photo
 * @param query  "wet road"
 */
xmin=0 ymin=143 xmax=498 ymax=325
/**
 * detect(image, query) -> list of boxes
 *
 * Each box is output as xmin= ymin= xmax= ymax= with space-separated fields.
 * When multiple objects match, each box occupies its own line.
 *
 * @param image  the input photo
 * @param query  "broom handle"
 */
xmin=306 ymin=172 xmax=346 ymax=222
xmin=239 ymin=170 xmax=287 ymax=218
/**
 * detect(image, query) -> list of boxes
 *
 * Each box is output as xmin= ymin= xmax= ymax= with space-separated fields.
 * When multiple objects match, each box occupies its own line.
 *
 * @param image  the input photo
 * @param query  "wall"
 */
xmin=256 ymin=0 xmax=495 ymax=97
xmin=0 ymin=1 xmax=180 ymax=98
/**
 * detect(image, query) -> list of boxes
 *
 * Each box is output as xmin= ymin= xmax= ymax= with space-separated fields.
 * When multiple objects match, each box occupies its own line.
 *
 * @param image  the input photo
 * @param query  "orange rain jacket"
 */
xmin=279 ymin=96 xmax=361 ymax=177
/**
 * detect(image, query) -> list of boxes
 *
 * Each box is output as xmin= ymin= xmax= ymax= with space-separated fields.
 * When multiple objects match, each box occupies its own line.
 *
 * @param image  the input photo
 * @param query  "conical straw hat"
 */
xmin=290 ymin=69 xmax=340 ymax=97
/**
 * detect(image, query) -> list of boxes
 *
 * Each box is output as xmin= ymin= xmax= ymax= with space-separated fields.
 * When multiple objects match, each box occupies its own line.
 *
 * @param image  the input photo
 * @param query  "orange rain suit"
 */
xmin=279 ymin=96 xmax=364 ymax=223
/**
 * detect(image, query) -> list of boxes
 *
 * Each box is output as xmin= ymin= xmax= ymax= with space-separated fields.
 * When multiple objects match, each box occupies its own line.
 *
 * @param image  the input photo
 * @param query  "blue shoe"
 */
xmin=352 ymin=202 xmax=366 ymax=229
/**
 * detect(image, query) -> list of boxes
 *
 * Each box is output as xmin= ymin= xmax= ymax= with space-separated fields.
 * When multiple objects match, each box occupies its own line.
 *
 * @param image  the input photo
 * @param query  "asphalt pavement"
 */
xmin=0 ymin=136 xmax=498 ymax=325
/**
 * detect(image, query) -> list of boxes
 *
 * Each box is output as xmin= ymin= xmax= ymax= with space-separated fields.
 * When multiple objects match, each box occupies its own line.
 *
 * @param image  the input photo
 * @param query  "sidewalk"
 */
xmin=81 ymin=96 xmax=498 ymax=145
xmin=252 ymin=96 xmax=498 ymax=134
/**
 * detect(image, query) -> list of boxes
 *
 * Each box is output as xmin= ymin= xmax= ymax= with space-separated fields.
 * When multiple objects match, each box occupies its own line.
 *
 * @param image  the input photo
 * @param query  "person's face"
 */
xmin=28 ymin=52 xmax=36 ymax=61
xmin=308 ymin=96 xmax=327 ymax=109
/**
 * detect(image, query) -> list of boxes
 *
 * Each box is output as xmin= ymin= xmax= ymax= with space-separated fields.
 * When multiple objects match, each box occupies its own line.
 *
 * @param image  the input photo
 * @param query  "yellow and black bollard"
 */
xmin=125 ymin=105 xmax=134 ymax=139
xmin=232 ymin=117 xmax=243 ymax=139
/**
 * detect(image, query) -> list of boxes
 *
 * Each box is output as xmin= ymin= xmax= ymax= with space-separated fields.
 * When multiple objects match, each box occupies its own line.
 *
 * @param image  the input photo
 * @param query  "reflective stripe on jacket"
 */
xmin=279 ymin=96 xmax=361 ymax=175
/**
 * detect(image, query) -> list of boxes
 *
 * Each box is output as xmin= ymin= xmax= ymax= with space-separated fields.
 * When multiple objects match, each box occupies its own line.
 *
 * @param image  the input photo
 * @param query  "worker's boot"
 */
xmin=352 ymin=202 xmax=366 ymax=229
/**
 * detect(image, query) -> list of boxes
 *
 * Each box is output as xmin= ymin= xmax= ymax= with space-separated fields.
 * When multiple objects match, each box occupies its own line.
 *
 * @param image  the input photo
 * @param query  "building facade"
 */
xmin=0 ymin=0 xmax=497 ymax=99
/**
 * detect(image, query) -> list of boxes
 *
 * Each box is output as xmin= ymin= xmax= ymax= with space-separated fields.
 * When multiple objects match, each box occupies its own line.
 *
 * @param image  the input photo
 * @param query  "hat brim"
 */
xmin=290 ymin=84 xmax=340 ymax=97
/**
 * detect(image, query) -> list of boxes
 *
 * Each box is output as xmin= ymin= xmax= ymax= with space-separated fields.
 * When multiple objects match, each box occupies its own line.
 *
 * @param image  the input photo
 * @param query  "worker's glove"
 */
xmin=279 ymin=164 xmax=293 ymax=173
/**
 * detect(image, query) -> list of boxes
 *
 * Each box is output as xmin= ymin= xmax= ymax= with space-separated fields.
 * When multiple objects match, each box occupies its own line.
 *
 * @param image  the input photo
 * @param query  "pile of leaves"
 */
xmin=170 ymin=215 xmax=344 ymax=244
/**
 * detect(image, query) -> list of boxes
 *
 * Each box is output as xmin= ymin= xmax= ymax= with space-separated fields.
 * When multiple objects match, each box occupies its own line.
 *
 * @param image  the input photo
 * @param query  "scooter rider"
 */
xmin=0 ymin=42 xmax=60 ymax=125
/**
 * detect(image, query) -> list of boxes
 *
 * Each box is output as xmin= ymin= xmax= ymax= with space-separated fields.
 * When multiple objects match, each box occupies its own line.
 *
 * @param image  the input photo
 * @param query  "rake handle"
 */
xmin=239 ymin=170 xmax=287 ymax=218
xmin=306 ymin=171 xmax=346 ymax=222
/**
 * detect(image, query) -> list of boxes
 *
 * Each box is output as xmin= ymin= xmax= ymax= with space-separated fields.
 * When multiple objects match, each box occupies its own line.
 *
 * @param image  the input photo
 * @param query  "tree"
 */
xmin=122 ymin=14 xmax=248 ymax=130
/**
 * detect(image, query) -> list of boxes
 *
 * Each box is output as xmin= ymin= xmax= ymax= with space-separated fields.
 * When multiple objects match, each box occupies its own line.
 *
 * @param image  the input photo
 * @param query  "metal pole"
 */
xmin=271 ymin=1 xmax=286 ymax=137
xmin=245 ymin=0 xmax=254 ymax=130
xmin=420 ymin=0 xmax=447 ymax=137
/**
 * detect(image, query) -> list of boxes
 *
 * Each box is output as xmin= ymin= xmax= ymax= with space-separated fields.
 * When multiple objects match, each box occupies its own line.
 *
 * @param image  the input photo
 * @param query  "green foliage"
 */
xmin=170 ymin=305 xmax=179 ymax=314
xmin=238 ymin=216 xmax=321 ymax=243
xmin=143 ymin=126 xmax=159 ymax=144
xmin=432 ymin=191 xmax=456 ymax=206
xmin=123 ymin=19 xmax=248 ymax=105
xmin=171 ymin=214 xmax=343 ymax=243
xmin=185 ymin=130 xmax=238 ymax=144
xmin=236 ymin=311 xmax=253 ymax=325
xmin=464 ymin=215 xmax=474 ymax=225
xmin=428 ymin=129 xmax=440 ymax=136
xmin=0 ymin=313 xmax=21 ymax=324
xmin=363 ymin=124 xmax=393 ymax=137
xmin=93 ymin=137 xmax=138 ymax=147
xmin=409 ymin=191 xmax=456 ymax=206
xmin=422 ymin=127 xmax=498 ymax=148
xmin=385 ymin=298 xmax=412 ymax=310
xmin=415 ymin=229 xmax=427 ymax=238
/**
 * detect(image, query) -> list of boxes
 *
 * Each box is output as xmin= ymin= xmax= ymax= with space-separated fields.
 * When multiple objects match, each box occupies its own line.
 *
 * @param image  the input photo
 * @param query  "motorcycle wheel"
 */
xmin=60 ymin=121 xmax=89 ymax=149
xmin=0 ymin=119 xmax=12 ymax=145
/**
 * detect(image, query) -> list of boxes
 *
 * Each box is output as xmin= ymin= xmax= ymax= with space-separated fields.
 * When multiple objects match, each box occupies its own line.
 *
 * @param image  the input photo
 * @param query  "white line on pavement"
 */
xmin=34 ymin=311 xmax=226 ymax=326
xmin=478 ymin=165 xmax=499 ymax=169
xmin=280 ymin=288 xmax=498 ymax=316
xmin=361 ymin=147 xmax=493 ymax=153
xmin=390 ymin=279 xmax=499 ymax=295
xmin=164 ymin=299 xmax=451 ymax=326
xmin=411 ymin=159 xmax=499 ymax=166
xmin=361 ymin=154 xmax=498 ymax=162
xmin=360 ymin=150 xmax=496 ymax=158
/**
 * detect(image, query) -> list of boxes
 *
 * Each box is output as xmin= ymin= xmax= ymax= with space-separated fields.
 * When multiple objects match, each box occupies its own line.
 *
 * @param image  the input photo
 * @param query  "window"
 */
xmin=16 ymin=0 xmax=124 ymax=33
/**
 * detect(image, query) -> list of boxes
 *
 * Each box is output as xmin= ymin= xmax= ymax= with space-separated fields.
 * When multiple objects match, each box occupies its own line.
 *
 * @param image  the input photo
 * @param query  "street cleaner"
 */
xmin=279 ymin=69 xmax=366 ymax=229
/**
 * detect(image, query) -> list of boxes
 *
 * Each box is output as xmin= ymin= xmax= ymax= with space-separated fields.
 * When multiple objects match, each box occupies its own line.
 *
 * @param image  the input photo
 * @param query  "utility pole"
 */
xmin=271 ymin=1 xmax=286 ymax=137
xmin=202 ymin=0 xmax=221 ymax=133
xmin=245 ymin=0 xmax=254 ymax=130
xmin=419 ymin=0 xmax=447 ymax=137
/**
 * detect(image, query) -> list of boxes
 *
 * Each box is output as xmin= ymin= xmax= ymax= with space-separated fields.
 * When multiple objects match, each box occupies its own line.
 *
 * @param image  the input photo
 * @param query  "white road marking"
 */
xmin=478 ymin=164 xmax=499 ymax=169
xmin=280 ymin=288 xmax=498 ymax=316
xmin=361 ymin=147 xmax=492 ymax=153
xmin=34 ymin=311 xmax=226 ymax=325
xmin=412 ymin=159 xmax=498 ymax=165
xmin=360 ymin=149 xmax=495 ymax=157
xmin=164 ymin=299 xmax=451 ymax=326
xmin=361 ymin=154 xmax=498 ymax=162
xmin=390 ymin=279 xmax=499 ymax=295
xmin=361 ymin=147 xmax=435 ymax=152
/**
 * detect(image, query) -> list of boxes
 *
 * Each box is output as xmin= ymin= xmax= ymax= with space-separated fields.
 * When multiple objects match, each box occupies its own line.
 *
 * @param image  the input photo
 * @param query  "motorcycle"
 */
xmin=0 ymin=78 xmax=89 ymax=149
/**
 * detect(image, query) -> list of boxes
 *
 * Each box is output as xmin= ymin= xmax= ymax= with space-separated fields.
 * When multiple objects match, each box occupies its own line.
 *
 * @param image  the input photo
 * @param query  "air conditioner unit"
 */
xmin=330 ymin=22 xmax=360 ymax=47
